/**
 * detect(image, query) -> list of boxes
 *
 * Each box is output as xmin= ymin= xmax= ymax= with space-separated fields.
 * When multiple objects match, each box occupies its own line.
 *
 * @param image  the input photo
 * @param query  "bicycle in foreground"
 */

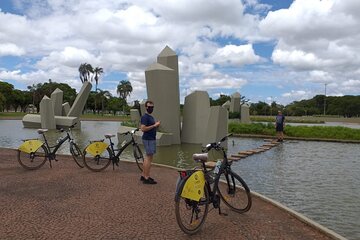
xmin=174 ymin=134 xmax=252 ymax=234
xmin=17 ymin=123 xmax=84 ymax=170
xmin=83 ymin=128 xmax=144 ymax=172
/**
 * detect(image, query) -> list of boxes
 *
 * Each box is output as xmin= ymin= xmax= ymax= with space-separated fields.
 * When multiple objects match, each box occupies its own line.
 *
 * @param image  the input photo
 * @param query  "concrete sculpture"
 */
xmin=241 ymin=104 xmax=251 ymax=123
xmin=118 ymin=46 xmax=228 ymax=146
xmin=144 ymin=47 xmax=181 ymax=144
xmin=22 ymin=82 xmax=92 ymax=129
xmin=181 ymin=91 xmax=210 ymax=144
xmin=204 ymin=106 xmax=228 ymax=146
xmin=230 ymin=92 xmax=241 ymax=113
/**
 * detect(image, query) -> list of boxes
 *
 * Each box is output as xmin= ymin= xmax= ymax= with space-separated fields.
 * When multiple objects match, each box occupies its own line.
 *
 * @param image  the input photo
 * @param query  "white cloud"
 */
xmin=1 ymin=0 xmax=359 ymax=105
xmin=211 ymin=44 xmax=262 ymax=66
xmin=0 ymin=43 xmax=25 ymax=56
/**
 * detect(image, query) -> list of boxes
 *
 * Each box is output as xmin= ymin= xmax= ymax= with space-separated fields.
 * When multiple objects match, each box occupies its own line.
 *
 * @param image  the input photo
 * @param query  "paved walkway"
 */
xmin=1 ymin=147 xmax=335 ymax=240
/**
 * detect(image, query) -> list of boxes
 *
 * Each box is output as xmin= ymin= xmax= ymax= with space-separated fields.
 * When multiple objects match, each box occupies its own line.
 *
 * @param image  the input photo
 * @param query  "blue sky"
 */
xmin=1 ymin=0 xmax=359 ymax=105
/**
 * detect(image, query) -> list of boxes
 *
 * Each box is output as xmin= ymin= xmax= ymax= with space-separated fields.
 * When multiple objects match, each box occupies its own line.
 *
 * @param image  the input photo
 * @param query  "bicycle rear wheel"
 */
xmin=133 ymin=144 xmax=144 ymax=172
xmin=17 ymin=145 xmax=47 ymax=170
xmin=217 ymin=171 xmax=252 ymax=213
xmin=70 ymin=142 xmax=84 ymax=168
xmin=83 ymin=147 xmax=112 ymax=172
xmin=175 ymin=185 xmax=209 ymax=235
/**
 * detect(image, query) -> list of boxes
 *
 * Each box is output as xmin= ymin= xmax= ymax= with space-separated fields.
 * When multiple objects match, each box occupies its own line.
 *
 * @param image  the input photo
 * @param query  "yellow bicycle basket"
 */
xmin=18 ymin=140 xmax=43 ymax=154
xmin=85 ymin=141 xmax=109 ymax=157
xmin=181 ymin=171 xmax=206 ymax=201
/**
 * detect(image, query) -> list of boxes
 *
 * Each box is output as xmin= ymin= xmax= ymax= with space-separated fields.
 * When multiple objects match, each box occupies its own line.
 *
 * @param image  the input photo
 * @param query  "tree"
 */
xmin=93 ymin=67 xmax=103 ymax=91
xmin=116 ymin=80 xmax=133 ymax=100
xmin=0 ymin=82 xmax=15 ymax=111
xmin=78 ymin=63 xmax=94 ymax=83
xmin=96 ymin=89 xmax=111 ymax=115
xmin=0 ymin=92 xmax=5 ymax=112
xmin=107 ymin=97 xmax=124 ymax=115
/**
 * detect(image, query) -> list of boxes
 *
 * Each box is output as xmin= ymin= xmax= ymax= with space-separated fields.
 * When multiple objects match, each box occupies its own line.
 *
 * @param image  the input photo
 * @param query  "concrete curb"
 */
xmin=2 ymin=147 xmax=347 ymax=239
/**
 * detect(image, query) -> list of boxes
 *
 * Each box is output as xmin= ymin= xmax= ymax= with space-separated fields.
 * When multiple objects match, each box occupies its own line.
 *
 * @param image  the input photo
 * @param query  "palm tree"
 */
xmin=96 ymin=89 xmax=111 ymax=116
xmin=116 ymin=80 xmax=133 ymax=100
xmin=93 ymin=67 xmax=103 ymax=92
xmin=78 ymin=63 xmax=94 ymax=83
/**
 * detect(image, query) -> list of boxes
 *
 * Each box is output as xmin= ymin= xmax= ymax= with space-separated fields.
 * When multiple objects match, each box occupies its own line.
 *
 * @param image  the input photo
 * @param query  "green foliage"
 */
xmin=250 ymin=116 xmax=324 ymax=124
xmin=229 ymin=112 xmax=240 ymax=119
xmin=0 ymin=92 xmax=6 ymax=111
xmin=229 ymin=122 xmax=275 ymax=136
xmin=121 ymin=120 xmax=139 ymax=128
xmin=117 ymin=80 xmax=133 ymax=100
xmin=229 ymin=122 xmax=360 ymax=140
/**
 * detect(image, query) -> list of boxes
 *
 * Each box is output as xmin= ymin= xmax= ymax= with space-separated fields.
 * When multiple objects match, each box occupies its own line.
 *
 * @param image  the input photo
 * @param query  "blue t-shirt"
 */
xmin=275 ymin=115 xmax=285 ymax=126
xmin=141 ymin=113 xmax=156 ymax=140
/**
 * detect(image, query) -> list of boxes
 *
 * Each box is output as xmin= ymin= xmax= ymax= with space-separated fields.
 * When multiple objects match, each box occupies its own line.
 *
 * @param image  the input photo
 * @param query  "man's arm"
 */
xmin=141 ymin=121 xmax=160 ymax=132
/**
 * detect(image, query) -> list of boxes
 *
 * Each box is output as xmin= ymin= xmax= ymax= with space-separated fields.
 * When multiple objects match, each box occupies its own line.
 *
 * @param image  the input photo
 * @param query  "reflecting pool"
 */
xmin=0 ymin=120 xmax=359 ymax=239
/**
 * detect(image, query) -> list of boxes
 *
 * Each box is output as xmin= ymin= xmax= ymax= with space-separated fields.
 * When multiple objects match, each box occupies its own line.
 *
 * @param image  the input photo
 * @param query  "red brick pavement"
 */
xmin=0 ymin=147 xmax=334 ymax=240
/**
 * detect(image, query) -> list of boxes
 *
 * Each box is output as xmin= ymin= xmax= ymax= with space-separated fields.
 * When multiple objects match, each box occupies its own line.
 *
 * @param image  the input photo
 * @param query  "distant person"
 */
xmin=275 ymin=110 xmax=285 ymax=142
xmin=140 ymin=100 xmax=160 ymax=184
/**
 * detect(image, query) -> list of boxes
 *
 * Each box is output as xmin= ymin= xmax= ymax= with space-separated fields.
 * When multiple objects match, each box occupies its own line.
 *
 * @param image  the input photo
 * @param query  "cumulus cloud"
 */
xmin=0 ymin=0 xmax=359 ymax=105
xmin=211 ymin=44 xmax=262 ymax=66
xmin=0 ymin=43 xmax=25 ymax=56
xmin=260 ymin=0 xmax=360 ymax=87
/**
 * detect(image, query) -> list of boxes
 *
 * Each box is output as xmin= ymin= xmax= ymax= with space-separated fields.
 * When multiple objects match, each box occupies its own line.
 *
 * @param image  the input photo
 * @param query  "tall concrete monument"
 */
xmin=181 ymin=91 xmax=210 ymax=144
xmin=145 ymin=46 xmax=181 ymax=144
xmin=118 ymin=45 xmax=229 ymax=146
xmin=230 ymin=92 xmax=241 ymax=113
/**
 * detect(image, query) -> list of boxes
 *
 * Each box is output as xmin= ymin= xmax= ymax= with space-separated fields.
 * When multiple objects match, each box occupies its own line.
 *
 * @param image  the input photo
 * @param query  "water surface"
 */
xmin=0 ymin=120 xmax=359 ymax=239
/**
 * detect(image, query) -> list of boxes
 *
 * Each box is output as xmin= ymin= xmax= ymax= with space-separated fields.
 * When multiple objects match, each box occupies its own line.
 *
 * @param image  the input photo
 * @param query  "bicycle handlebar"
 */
xmin=57 ymin=122 xmax=77 ymax=133
xmin=120 ymin=128 xmax=140 ymax=136
xmin=203 ymin=133 xmax=233 ymax=152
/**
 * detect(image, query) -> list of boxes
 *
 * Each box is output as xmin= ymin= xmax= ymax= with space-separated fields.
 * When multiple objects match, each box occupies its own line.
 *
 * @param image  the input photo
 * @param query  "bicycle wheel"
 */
xmin=17 ymin=145 xmax=47 ymax=170
xmin=133 ymin=144 xmax=144 ymax=172
xmin=83 ymin=147 xmax=112 ymax=172
xmin=70 ymin=143 xmax=84 ymax=168
xmin=217 ymin=171 xmax=252 ymax=213
xmin=175 ymin=185 xmax=209 ymax=235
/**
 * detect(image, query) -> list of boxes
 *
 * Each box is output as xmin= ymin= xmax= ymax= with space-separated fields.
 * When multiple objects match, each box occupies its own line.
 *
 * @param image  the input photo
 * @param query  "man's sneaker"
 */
xmin=143 ymin=178 xmax=157 ymax=184
xmin=140 ymin=176 xmax=154 ymax=181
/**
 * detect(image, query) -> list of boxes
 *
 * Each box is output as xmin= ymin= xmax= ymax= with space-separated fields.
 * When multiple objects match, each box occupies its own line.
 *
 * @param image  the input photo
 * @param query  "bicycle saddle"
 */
xmin=104 ymin=134 xmax=116 ymax=139
xmin=193 ymin=153 xmax=208 ymax=162
xmin=37 ymin=129 xmax=48 ymax=134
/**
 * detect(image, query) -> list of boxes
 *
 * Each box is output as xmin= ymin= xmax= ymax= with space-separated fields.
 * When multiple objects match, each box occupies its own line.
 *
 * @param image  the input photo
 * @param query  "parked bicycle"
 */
xmin=83 ymin=128 xmax=144 ymax=172
xmin=174 ymin=134 xmax=252 ymax=234
xmin=17 ymin=124 xmax=84 ymax=170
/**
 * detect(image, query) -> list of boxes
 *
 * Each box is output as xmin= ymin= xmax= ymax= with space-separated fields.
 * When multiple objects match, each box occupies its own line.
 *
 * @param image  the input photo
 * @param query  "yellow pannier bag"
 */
xmin=85 ymin=141 xmax=109 ymax=157
xmin=18 ymin=140 xmax=43 ymax=154
xmin=181 ymin=170 xmax=206 ymax=202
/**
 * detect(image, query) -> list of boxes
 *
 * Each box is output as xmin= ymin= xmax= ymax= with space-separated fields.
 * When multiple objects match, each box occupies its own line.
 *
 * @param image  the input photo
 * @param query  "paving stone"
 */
xmin=0 ymin=147 xmax=333 ymax=240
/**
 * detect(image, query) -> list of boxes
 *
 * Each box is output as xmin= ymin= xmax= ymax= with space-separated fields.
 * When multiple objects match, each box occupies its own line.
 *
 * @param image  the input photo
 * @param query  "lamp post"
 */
xmin=324 ymin=83 xmax=327 ymax=116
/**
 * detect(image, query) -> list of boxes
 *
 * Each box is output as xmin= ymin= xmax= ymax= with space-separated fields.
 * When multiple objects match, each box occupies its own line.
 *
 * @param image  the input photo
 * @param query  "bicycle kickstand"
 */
xmin=218 ymin=205 xmax=228 ymax=216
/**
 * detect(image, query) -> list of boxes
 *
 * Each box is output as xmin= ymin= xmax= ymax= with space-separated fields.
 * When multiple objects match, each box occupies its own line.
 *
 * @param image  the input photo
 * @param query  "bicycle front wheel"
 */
xmin=83 ymin=147 xmax=112 ymax=172
xmin=70 ymin=143 xmax=84 ymax=168
xmin=17 ymin=145 xmax=47 ymax=170
xmin=133 ymin=144 xmax=144 ymax=172
xmin=217 ymin=171 xmax=252 ymax=213
xmin=175 ymin=185 xmax=209 ymax=235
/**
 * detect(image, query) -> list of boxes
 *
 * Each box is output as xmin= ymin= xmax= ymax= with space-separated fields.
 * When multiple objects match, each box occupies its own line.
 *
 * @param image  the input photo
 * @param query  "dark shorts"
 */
xmin=142 ymin=139 xmax=156 ymax=155
xmin=276 ymin=124 xmax=284 ymax=132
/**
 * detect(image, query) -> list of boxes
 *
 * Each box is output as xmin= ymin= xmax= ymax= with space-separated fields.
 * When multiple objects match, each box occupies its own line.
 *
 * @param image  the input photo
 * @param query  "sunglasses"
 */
xmin=147 ymin=106 xmax=154 ymax=109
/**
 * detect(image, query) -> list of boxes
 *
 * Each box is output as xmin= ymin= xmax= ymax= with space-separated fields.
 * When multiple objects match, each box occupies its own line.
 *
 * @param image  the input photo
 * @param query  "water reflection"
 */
xmin=0 ymin=120 xmax=359 ymax=239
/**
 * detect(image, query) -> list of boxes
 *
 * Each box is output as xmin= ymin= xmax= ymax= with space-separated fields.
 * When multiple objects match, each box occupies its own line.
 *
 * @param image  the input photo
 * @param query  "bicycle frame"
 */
xmin=107 ymin=132 xmax=137 ymax=160
xmin=42 ymin=131 xmax=74 ymax=160
xmin=177 ymin=139 xmax=231 ymax=211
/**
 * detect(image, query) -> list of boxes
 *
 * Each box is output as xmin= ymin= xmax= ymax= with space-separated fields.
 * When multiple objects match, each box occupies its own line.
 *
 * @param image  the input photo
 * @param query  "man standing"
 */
xmin=140 ymin=100 xmax=160 ymax=184
xmin=275 ymin=110 xmax=285 ymax=142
